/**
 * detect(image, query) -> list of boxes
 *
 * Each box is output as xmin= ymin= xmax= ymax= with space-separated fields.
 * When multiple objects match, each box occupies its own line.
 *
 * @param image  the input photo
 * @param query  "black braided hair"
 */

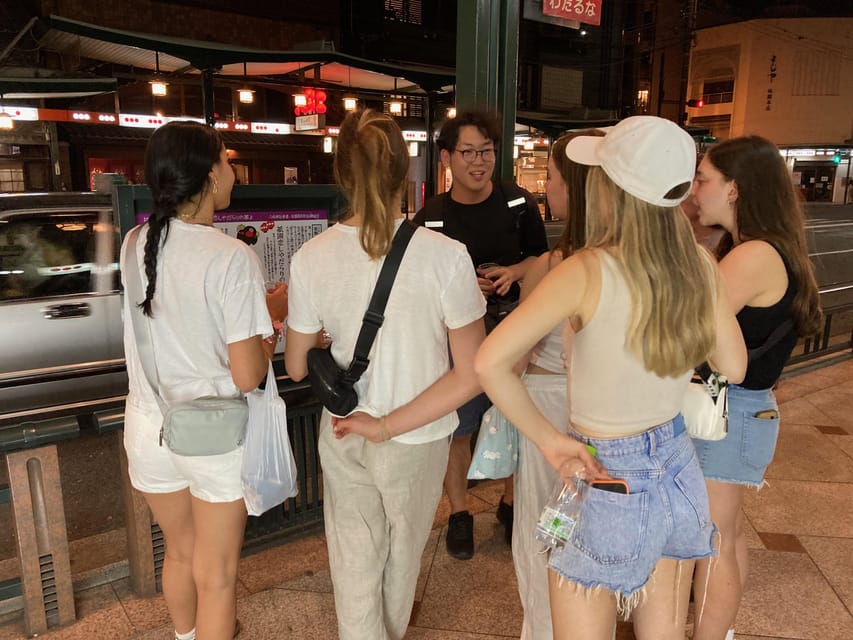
xmin=139 ymin=121 xmax=223 ymax=316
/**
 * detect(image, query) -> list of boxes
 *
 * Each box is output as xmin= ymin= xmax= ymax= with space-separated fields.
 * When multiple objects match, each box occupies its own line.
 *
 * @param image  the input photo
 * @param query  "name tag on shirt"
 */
xmin=425 ymin=221 xmax=444 ymax=228
xmin=506 ymin=197 xmax=526 ymax=208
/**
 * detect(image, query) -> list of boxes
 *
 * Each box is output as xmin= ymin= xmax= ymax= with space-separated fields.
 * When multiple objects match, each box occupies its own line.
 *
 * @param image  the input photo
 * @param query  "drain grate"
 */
xmin=39 ymin=553 xmax=60 ymax=627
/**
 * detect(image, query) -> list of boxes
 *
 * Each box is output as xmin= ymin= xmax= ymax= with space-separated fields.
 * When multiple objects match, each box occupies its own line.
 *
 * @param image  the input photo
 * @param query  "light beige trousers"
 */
xmin=513 ymin=373 xmax=568 ymax=640
xmin=319 ymin=415 xmax=451 ymax=640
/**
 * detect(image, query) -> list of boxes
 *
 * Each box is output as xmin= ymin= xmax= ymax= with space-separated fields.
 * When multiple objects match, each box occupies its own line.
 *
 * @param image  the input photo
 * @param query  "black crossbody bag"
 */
xmin=306 ymin=221 xmax=417 ymax=415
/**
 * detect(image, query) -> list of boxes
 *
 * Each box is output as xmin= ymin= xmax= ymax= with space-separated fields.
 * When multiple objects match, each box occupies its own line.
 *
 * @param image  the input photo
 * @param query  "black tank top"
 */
xmin=737 ymin=250 xmax=797 ymax=390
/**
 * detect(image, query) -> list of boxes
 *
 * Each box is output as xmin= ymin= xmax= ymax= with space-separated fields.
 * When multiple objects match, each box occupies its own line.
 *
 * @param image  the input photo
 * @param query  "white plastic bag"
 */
xmin=241 ymin=364 xmax=298 ymax=516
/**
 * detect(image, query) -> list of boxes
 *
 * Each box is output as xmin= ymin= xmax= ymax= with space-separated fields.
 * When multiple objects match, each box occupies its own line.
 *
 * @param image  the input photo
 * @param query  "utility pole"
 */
xmin=679 ymin=0 xmax=698 ymax=126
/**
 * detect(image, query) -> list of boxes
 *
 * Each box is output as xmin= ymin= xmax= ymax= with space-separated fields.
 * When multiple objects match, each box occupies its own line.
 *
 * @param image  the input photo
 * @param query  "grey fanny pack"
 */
xmin=126 ymin=225 xmax=248 ymax=456
xmin=158 ymin=396 xmax=248 ymax=456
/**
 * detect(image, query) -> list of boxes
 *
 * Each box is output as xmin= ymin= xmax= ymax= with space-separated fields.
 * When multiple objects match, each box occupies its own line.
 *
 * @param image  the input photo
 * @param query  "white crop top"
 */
xmin=529 ymin=321 xmax=567 ymax=373
xmin=569 ymin=251 xmax=691 ymax=435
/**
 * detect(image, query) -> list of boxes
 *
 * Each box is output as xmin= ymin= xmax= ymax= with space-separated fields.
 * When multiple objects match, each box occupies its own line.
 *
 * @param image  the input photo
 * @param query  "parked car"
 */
xmin=0 ymin=192 xmax=126 ymax=426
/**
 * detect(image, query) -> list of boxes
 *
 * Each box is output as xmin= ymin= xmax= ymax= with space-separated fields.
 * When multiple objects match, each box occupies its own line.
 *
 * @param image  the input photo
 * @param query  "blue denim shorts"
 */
xmin=692 ymin=384 xmax=780 ymax=487
xmin=549 ymin=415 xmax=716 ymax=599
xmin=454 ymin=392 xmax=491 ymax=437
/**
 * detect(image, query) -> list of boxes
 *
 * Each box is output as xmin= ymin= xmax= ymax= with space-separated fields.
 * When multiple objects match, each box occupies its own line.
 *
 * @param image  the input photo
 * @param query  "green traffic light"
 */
xmin=833 ymin=153 xmax=841 ymax=164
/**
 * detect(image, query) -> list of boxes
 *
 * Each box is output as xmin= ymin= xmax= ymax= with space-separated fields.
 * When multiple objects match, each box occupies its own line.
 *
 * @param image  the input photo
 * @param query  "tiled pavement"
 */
xmin=1 ymin=358 xmax=852 ymax=639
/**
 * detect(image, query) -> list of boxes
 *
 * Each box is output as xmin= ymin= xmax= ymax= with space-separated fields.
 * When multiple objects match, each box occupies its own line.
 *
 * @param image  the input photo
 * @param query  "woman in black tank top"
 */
xmin=690 ymin=136 xmax=822 ymax=640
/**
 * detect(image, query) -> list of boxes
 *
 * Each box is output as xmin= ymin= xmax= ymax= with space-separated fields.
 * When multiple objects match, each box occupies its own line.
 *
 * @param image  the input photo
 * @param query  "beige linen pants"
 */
xmin=513 ymin=373 xmax=568 ymax=640
xmin=319 ymin=415 xmax=451 ymax=640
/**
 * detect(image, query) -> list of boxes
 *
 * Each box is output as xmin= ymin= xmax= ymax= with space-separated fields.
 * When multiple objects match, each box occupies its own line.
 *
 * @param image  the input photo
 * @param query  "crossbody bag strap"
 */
xmin=695 ymin=317 xmax=795 ymax=385
xmin=124 ymin=225 xmax=169 ymax=415
xmin=747 ymin=318 xmax=795 ymax=363
xmin=341 ymin=221 xmax=417 ymax=385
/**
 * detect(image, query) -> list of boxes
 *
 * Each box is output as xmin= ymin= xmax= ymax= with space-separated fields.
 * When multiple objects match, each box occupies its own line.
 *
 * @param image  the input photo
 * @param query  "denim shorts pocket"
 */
xmin=673 ymin=455 xmax=712 ymax=528
xmin=740 ymin=415 xmax=780 ymax=471
xmin=571 ymin=488 xmax=649 ymax=565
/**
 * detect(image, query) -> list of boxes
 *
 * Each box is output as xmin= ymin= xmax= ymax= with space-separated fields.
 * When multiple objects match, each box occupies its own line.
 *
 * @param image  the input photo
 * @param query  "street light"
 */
xmin=150 ymin=51 xmax=168 ymax=97
xmin=238 ymin=63 xmax=254 ymax=104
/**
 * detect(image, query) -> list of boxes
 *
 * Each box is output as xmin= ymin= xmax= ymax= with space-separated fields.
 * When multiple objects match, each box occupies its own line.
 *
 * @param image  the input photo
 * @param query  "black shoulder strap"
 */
xmin=341 ymin=221 xmax=417 ymax=384
xmin=696 ymin=317 xmax=795 ymax=383
xmin=748 ymin=318 xmax=795 ymax=362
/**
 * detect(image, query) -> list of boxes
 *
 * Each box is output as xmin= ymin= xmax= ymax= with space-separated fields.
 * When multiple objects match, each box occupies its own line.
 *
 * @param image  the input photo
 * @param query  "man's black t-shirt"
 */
xmin=412 ymin=182 xmax=547 ymax=302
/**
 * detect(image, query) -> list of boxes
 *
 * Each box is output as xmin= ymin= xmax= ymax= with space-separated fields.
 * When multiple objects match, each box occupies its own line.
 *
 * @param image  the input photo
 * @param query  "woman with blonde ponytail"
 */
xmin=284 ymin=109 xmax=486 ymax=640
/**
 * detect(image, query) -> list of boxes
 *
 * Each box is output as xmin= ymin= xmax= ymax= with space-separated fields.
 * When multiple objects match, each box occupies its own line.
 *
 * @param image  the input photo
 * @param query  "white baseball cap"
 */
xmin=565 ymin=116 xmax=696 ymax=207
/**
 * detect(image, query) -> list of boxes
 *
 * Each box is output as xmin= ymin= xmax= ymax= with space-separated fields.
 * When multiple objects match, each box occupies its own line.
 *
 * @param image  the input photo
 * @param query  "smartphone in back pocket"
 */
xmin=754 ymin=409 xmax=779 ymax=420
xmin=589 ymin=479 xmax=630 ymax=494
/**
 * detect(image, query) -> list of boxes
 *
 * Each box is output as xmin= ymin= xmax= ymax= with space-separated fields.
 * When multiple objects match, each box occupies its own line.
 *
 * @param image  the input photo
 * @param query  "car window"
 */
xmin=0 ymin=212 xmax=99 ymax=302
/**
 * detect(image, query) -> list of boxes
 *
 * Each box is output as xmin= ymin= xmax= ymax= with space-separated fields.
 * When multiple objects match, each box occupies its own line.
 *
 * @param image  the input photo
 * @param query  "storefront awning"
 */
xmin=515 ymin=109 xmax=619 ymax=137
xmin=34 ymin=15 xmax=455 ymax=94
xmin=0 ymin=77 xmax=117 ymax=100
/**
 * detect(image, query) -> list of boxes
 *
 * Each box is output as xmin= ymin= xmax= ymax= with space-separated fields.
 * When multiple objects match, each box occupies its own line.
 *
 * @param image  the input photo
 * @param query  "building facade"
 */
xmin=686 ymin=17 xmax=853 ymax=202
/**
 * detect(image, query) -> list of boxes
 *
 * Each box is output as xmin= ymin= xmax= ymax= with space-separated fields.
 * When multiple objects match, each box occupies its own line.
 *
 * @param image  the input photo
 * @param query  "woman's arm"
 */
xmin=227 ymin=282 xmax=288 ymax=392
xmin=708 ymin=273 xmax=747 ymax=384
xmin=475 ymin=252 xmax=604 ymax=479
xmin=283 ymin=327 xmax=319 ymax=382
xmin=331 ymin=318 xmax=486 ymax=441
xmin=228 ymin=337 xmax=269 ymax=392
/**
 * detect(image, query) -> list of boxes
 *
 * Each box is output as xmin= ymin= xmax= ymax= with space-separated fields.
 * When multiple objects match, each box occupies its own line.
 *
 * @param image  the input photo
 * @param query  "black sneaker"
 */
xmin=446 ymin=511 xmax=474 ymax=560
xmin=496 ymin=498 xmax=513 ymax=545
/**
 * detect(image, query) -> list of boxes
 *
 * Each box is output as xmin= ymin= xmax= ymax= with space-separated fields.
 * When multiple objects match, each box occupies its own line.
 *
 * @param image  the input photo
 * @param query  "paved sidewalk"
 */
xmin=1 ymin=358 xmax=852 ymax=639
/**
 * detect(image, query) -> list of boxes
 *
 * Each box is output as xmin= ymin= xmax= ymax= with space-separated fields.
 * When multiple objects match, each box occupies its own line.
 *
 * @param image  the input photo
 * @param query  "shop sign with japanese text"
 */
xmin=543 ymin=0 xmax=601 ymax=27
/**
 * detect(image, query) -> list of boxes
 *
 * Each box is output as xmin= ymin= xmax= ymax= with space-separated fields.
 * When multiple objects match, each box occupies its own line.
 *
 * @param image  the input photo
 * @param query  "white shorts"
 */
xmin=123 ymin=402 xmax=244 ymax=503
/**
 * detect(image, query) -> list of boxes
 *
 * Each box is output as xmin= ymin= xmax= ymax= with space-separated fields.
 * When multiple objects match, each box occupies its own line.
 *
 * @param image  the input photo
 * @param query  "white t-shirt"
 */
xmin=287 ymin=219 xmax=485 ymax=444
xmin=121 ymin=220 xmax=273 ymax=424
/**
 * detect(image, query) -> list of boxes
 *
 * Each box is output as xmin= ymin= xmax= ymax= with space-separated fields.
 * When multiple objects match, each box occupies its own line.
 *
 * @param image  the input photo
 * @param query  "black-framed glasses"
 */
xmin=454 ymin=148 xmax=496 ymax=163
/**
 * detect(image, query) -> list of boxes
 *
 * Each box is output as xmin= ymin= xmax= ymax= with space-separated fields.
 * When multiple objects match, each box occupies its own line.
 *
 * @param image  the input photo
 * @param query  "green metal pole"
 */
xmin=455 ymin=0 xmax=520 ymax=181
xmin=498 ymin=0 xmax=520 ymax=181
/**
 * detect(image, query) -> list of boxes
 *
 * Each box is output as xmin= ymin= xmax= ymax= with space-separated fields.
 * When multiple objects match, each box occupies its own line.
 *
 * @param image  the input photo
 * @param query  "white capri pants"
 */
xmin=318 ymin=413 xmax=451 ymax=640
xmin=513 ymin=373 xmax=568 ymax=640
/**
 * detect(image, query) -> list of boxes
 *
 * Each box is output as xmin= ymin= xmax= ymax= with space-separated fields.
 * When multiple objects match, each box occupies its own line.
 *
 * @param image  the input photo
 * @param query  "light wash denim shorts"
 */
xmin=549 ymin=415 xmax=716 ymax=599
xmin=692 ymin=384 xmax=780 ymax=487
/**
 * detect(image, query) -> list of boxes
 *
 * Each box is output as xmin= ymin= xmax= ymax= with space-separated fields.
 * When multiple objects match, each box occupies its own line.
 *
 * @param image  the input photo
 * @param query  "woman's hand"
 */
xmin=266 ymin=283 xmax=288 ymax=323
xmin=331 ymin=412 xmax=387 ymax=442
xmin=539 ymin=431 xmax=608 ymax=483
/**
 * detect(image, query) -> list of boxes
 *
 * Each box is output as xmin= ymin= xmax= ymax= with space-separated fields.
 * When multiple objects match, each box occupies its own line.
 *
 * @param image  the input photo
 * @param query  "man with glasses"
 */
xmin=413 ymin=109 xmax=547 ymax=560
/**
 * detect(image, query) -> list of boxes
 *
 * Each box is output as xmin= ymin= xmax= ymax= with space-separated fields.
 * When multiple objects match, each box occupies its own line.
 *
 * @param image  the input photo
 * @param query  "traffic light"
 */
xmin=833 ymin=152 xmax=842 ymax=164
xmin=687 ymin=98 xmax=705 ymax=108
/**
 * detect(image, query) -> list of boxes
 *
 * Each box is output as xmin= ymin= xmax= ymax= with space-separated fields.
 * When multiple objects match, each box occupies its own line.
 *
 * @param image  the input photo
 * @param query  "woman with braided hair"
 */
xmin=120 ymin=121 xmax=287 ymax=640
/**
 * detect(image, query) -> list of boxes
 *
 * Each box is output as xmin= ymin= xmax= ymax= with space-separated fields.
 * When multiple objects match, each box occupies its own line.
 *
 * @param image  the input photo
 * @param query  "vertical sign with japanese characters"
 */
xmin=766 ymin=54 xmax=777 ymax=111
xmin=542 ymin=0 xmax=602 ymax=27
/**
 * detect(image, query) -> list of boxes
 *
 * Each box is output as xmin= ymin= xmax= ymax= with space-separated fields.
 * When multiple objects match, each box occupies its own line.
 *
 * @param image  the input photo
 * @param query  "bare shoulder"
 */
xmin=721 ymin=240 xmax=787 ymax=307
xmin=721 ymin=240 xmax=785 ymax=276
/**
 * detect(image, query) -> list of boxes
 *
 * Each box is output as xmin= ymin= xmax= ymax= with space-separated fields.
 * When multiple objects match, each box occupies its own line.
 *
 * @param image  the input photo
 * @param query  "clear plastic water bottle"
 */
xmin=535 ymin=473 xmax=587 ymax=551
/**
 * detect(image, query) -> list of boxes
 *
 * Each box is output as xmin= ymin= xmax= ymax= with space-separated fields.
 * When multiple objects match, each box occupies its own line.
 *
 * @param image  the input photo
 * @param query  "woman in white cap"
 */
xmin=476 ymin=116 xmax=747 ymax=639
